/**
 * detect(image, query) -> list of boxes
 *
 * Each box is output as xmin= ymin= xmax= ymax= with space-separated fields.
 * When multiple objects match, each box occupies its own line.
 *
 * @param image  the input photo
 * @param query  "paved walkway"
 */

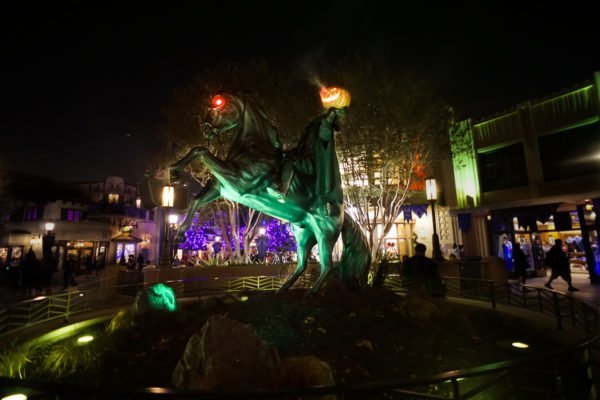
xmin=0 ymin=272 xmax=103 ymax=306
xmin=516 ymin=271 xmax=600 ymax=308
xmin=3 ymin=268 xmax=600 ymax=309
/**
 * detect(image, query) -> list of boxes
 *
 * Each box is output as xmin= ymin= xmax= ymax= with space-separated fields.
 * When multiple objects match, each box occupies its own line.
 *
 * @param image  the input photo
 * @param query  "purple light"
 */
xmin=179 ymin=213 xmax=296 ymax=253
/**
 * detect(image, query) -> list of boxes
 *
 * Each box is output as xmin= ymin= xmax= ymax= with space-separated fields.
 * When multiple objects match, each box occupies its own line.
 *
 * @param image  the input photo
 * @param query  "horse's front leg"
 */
xmin=173 ymin=180 xmax=221 ymax=244
xmin=171 ymin=146 xmax=207 ymax=170
xmin=189 ymin=148 xmax=247 ymax=194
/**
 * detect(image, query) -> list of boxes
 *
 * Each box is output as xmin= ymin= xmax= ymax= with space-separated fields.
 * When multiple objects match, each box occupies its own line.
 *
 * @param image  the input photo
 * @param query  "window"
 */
xmin=478 ymin=143 xmax=528 ymax=192
xmin=24 ymin=206 xmax=39 ymax=221
xmin=108 ymin=193 xmax=119 ymax=204
xmin=61 ymin=208 xmax=81 ymax=222
xmin=538 ymin=122 xmax=600 ymax=181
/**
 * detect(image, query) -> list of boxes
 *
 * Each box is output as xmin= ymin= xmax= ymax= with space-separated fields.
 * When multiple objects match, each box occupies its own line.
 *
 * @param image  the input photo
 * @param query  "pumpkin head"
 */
xmin=319 ymin=87 xmax=351 ymax=110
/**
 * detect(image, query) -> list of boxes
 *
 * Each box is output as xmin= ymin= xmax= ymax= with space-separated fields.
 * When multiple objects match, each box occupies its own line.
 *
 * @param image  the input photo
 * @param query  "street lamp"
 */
xmin=159 ymin=185 xmax=175 ymax=266
xmin=256 ymin=227 xmax=268 ymax=263
xmin=168 ymin=214 xmax=179 ymax=262
xmin=42 ymin=222 xmax=56 ymax=261
xmin=425 ymin=177 xmax=443 ymax=262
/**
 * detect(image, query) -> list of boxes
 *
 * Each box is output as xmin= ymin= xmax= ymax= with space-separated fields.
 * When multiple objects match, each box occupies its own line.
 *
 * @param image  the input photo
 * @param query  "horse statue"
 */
xmin=169 ymin=91 xmax=370 ymax=295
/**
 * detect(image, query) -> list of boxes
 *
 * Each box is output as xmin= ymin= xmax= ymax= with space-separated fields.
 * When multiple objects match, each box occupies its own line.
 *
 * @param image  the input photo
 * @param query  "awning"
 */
xmin=110 ymin=233 xmax=143 ymax=243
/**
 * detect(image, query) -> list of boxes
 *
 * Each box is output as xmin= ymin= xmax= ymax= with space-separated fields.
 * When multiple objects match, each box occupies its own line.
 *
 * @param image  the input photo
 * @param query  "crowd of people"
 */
xmin=19 ymin=250 xmax=111 ymax=297
xmin=19 ymin=248 xmax=59 ymax=297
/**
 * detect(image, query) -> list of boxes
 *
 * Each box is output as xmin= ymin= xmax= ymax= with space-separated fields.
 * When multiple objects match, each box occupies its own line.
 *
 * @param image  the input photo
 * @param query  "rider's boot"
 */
xmin=267 ymin=162 xmax=293 ymax=202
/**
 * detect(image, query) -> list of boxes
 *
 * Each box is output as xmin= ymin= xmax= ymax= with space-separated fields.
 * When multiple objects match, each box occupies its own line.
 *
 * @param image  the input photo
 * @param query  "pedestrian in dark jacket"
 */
xmin=544 ymin=239 xmax=579 ymax=292
xmin=40 ymin=253 xmax=58 ymax=294
xmin=63 ymin=254 xmax=78 ymax=290
xmin=402 ymin=243 xmax=446 ymax=296
xmin=21 ymin=248 xmax=41 ymax=298
xmin=513 ymin=242 xmax=529 ymax=284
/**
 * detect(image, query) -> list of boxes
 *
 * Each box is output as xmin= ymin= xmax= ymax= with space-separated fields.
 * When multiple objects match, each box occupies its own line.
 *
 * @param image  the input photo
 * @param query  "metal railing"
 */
xmin=1 ymin=332 xmax=600 ymax=399
xmin=383 ymin=275 xmax=600 ymax=333
xmin=2 ymin=272 xmax=600 ymax=398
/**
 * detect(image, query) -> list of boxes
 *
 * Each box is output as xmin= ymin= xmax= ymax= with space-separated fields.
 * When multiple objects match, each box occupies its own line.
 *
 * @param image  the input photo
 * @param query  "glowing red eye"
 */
xmin=211 ymin=95 xmax=225 ymax=110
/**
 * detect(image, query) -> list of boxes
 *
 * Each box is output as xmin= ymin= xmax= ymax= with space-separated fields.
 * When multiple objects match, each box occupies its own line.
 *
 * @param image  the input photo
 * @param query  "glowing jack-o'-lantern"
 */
xmin=319 ymin=87 xmax=351 ymax=110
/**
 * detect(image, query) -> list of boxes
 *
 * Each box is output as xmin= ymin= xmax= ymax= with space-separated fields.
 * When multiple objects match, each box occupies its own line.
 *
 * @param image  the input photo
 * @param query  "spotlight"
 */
xmin=2 ymin=395 xmax=27 ymax=400
xmin=77 ymin=335 xmax=94 ymax=344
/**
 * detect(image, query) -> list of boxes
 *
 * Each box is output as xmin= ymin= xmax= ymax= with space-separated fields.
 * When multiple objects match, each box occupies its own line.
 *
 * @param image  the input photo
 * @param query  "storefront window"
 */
xmin=536 ymin=217 xmax=555 ymax=231
xmin=116 ymin=243 xmax=136 ymax=263
xmin=570 ymin=211 xmax=581 ymax=230
xmin=0 ymin=247 xmax=8 ymax=266
xmin=9 ymin=246 xmax=23 ymax=267
xmin=590 ymin=230 xmax=600 ymax=274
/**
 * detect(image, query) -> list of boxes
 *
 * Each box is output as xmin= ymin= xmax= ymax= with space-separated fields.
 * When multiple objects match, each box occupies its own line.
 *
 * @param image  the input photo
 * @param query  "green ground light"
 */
xmin=148 ymin=283 xmax=177 ymax=312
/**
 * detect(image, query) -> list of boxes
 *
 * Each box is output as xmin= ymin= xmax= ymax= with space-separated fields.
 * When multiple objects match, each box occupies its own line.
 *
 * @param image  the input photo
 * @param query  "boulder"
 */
xmin=172 ymin=315 xmax=284 ymax=390
xmin=283 ymin=355 xmax=336 ymax=400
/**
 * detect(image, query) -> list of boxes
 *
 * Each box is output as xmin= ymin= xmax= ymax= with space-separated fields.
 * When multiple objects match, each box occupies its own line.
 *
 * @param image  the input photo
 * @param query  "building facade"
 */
xmin=0 ymin=173 xmax=160 ymax=281
xmin=448 ymin=72 xmax=600 ymax=281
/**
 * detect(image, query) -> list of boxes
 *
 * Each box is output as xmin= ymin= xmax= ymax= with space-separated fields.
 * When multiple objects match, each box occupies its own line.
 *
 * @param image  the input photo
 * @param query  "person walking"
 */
xmin=40 ymin=253 xmax=58 ymax=295
xmin=63 ymin=253 xmax=78 ymax=290
xmin=513 ymin=242 xmax=529 ymax=284
xmin=544 ymin=239 xmax=579 ymax=292
xmin=136 ymin=253 xmax=145 ymax=270
xmin=21 ymin=248 xmax=41 ymax=298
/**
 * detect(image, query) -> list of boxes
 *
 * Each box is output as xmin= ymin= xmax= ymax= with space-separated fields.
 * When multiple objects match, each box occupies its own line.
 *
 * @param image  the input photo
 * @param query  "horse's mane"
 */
xmin=232 ymin=93 xmax=282 ymax=151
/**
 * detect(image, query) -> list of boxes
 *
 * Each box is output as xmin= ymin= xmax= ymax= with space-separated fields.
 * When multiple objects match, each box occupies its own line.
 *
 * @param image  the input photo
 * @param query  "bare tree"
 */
xmin=322 ymin=59 xmax=452 ymax=259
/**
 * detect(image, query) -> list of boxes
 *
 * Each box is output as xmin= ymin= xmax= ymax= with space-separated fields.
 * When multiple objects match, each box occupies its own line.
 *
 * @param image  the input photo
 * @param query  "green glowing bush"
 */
xmin=0 ymin=346 xmax=31 ymax=378
xmin=39 ymin=341 xmax=99 ymax=379
xmin=105 ymin=308 xmax=132 ymax=335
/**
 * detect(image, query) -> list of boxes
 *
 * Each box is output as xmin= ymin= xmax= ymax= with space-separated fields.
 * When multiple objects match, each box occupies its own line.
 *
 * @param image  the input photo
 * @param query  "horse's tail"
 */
xmin=340 ymin=212 xmax=371 ymax=289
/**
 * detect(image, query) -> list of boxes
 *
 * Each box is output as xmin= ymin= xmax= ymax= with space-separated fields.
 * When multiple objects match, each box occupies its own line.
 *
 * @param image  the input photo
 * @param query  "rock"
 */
xmin=397 ymin=294 xmax=443 ymax=324
xmin=283 ymin=355 xmax=336 ymax=400
xmin=356 ymin=340 xmax=373 ymax=351
xmin=172 ymin=316 xmax=284 ymax=390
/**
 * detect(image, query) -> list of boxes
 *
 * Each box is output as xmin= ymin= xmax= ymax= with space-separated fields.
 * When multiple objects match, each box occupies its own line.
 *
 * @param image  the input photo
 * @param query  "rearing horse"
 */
xmin=169 ymin=93 xmax=370 ymax=295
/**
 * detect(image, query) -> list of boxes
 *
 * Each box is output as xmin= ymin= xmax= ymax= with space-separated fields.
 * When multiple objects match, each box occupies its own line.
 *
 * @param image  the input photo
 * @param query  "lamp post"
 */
xmin=168 ymin=213 xmax=179 ymax=263
xmin=256 ymin=227 xmax=268 ymax=263
xmin=159 ymin=185 xmax=174 ymax=266
xmin=425 ymin=177 xmax=443 ymax=262
xmin=42 ymin=222 xmax=55 ymax=260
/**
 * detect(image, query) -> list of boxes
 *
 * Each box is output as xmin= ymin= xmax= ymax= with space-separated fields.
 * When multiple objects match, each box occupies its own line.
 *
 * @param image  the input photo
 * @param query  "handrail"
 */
xmin=2 ymin=334 xmax=600 ymax=398
xmin=2 ymin=274 xmax=600 ymax=398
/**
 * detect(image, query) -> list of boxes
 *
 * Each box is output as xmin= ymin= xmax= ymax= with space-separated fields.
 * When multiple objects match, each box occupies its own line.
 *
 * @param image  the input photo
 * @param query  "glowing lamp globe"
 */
xmin=162 ymin=185 xmax=174 ymax=207
xmin=425 ymin=177 xmax=438 ymax=202
xmin=319 ymin=87 xmax=351 ymax=110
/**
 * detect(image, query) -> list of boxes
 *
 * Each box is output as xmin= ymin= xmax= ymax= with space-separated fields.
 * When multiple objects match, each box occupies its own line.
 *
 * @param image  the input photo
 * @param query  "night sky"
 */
xmin=1 ymin=4 xmax=599 ymax=184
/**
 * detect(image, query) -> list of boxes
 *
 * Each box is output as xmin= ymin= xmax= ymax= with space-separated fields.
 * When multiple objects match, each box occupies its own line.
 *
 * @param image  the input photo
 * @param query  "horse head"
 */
xmin=198 ymin=93 xmax=245 ymax=139
xmin=198 ymin=92 xmax=282 ymax=159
